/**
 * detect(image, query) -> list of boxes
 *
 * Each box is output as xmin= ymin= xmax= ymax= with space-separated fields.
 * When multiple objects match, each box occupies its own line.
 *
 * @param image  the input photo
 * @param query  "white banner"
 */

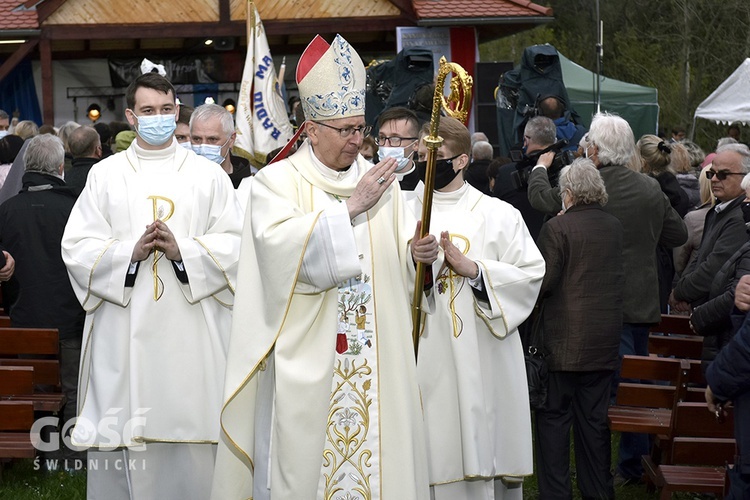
xmin=234 ymin=1 xmax=293 ymax=167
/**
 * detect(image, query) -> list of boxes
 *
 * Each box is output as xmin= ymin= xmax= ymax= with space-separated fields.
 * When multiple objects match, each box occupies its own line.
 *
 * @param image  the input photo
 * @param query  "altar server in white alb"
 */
xmin=212 ymin=34 xmax=437 ymax=500
xmin=408 ymin=116 xmax=545 ymax=500
xmin=62 ymin=73 xmax=242 ymax=499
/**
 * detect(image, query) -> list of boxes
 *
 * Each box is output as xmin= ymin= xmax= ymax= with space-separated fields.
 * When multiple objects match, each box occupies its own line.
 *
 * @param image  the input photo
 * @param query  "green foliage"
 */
xmin=479 ymin=0 xmax=750 ymax=151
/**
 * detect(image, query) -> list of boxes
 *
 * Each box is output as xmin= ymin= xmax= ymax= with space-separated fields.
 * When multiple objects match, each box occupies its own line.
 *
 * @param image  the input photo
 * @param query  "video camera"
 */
xmin=510 ymin=139 xmax=576 ymax=191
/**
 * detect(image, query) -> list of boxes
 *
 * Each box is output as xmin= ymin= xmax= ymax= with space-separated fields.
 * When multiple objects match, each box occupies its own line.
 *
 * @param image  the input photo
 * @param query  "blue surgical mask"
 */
xmin=192 ymin=138 xmax=230 ymax=164
xmin=378 ymin=145 xmax=415 ymax=173
xmin=178 ymin=141 xmax=193 ymax=150
xmin=0 ymin=131 xmax=7 ymax=140
xmin=133 ymin=113 xmax=177 ymax=146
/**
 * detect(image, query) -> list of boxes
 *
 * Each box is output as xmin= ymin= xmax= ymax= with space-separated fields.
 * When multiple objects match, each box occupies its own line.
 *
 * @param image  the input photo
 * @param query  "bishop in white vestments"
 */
xmin=212 ymin=34 xmax=436 ymax=500
xmin=62 ymin=73 xmax=242 ymax=499
xmin=407 ymin=117 xmax=545 ymax=500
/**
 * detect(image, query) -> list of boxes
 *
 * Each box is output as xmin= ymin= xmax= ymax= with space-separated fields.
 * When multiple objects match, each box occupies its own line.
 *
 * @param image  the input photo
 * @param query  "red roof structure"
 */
xmin=413 ymin=0 xmax=551 ymax=19
xmin=0 ymin=0 xmax=39 ymax=30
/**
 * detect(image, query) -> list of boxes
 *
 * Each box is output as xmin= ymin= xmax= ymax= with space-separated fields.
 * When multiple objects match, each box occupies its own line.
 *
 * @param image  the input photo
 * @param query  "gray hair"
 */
xmin=57 ymin=121 xmax=81 ymax=152
xmin=717 ymin=137 xmax=738 ymax=149
xmin=190 ymin=103 xmax=234 ymax=138
xmin=23 ymin=134 xmax=64 ymax=176
xmin=524 ymin=116 xmax=556 ymax=147
xmin=472 ymin=141 xmax=493 ymax=161
xmin=0 ymin=110 xmax=8 ymax=121
xmin=558 ymin=157 xmax=608 ymax=206
xmin=717 ymin=142 xmax=750 ymax=174
xmin=587 ymin=112 xmax=635 ymax=167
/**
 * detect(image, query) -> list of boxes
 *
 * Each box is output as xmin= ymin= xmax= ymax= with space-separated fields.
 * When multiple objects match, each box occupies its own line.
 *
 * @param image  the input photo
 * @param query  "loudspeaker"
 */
xmin=475 ymin=62 xmax=514 ymax=157
xmin=214 ymin=37 xmax=235 ymax=51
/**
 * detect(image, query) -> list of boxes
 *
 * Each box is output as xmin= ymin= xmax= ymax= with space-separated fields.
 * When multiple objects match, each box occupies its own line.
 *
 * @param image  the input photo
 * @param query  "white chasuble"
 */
xmin=406 ymin=183 xmax=545 ymax=498
xmin=61 ymin=141 xmax=242 ymax=448
xmin=212 ymin=141 xmax=429 ymax=500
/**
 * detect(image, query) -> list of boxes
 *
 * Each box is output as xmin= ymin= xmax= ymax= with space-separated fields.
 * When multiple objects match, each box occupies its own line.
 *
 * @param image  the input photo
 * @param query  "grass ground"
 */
xmin=0 ymin=434 xmax=701 ymax=499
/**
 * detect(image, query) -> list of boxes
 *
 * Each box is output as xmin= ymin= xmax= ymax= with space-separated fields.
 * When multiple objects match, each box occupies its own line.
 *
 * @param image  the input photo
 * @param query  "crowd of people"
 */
xmin=0 ymin=32 xmax=750 ymax=500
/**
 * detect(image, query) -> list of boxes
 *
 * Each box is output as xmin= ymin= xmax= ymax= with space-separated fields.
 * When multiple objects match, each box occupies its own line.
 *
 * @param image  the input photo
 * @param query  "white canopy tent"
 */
xmin=693 ymin=58 xmax=750 ymax=129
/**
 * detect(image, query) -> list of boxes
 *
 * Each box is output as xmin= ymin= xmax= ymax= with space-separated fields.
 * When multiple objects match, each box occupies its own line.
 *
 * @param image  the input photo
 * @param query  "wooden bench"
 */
xmin=0 ymin=328 xmax=65 ymax=412
xmin=608 ymin=355 xmax=690 ymax=436
xmin=0 ymin=316 xmax=9 ymax=327
xmin=0 ymin=366 xmax=64 ymax=412
xmin=0 ymin=401 xmax=36 ymax=459
xmin=648 ymin=334 xmax=704 ymax=359
xmin=649 ymin=314 xmax=704 ymax=360
xmin=642 ymin=402 xmax=734 ymax=499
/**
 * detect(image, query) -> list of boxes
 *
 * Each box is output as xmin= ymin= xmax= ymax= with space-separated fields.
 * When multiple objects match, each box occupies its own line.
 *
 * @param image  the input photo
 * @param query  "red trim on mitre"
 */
xmin=269 ymin=122 xmax=307 ymax=164
xmin=296 ymin=35 xmax=330 ymax=83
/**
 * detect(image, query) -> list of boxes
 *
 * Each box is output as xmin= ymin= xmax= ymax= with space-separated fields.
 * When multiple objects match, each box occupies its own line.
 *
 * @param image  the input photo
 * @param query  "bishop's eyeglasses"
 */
xmin=313 ymin=121 xmax=372 ymax=139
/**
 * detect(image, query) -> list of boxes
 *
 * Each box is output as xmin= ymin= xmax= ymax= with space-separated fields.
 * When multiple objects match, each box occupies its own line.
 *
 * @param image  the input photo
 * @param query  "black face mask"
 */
xmin=742 ymin=201 xmax=750 ymax=224
xmin=416 ymin=154 xmax=462 ymax=190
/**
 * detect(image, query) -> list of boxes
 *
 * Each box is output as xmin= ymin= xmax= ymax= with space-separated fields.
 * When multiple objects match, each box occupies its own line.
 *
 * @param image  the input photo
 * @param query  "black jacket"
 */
xmin=675 ymin=196 xmax=747 ymax=306
xmin=692 ymin=238 xmax=750 ymax=371
xmin=706 ymin=310 xmax=750 ymax=474
xmin=0 ymin=171 xmax=84 ymax=340
xmin=66 ymin=156 xmax=100 ymax=196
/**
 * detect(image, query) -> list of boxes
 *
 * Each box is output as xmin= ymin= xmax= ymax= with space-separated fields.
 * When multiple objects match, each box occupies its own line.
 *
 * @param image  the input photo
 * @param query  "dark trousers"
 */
xmin=60 ymin=336 xmax=84 ymax=462
xmin=535 ymin=370 xmax=615 ymax=500
xmin=727 ymin=466 xmax=750 ymax=499
xmin=614 ymin=323 xmax=651 ymax=480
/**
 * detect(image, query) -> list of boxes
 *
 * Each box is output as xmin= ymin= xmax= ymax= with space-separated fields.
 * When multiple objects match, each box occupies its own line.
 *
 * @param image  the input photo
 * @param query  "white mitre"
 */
xmin=296 ymin=34 xmax=366 ymax=122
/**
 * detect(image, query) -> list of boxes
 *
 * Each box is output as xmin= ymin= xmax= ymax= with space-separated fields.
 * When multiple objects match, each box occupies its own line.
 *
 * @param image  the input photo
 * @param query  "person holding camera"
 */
xmin=492 ymin=116 xmax=558 ymax=240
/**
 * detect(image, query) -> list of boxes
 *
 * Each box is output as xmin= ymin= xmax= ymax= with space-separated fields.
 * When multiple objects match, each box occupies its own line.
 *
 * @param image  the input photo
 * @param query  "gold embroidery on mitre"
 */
xmin=148 ymin=195 xmax=175 ymax=301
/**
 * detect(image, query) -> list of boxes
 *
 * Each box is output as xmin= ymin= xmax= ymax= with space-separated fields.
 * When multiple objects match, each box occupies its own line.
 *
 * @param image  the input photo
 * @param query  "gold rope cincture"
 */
xmin=437 ymin=234 xmax=470 ymax=338
xmin=148 ymin=196 xmax=175 ymax=301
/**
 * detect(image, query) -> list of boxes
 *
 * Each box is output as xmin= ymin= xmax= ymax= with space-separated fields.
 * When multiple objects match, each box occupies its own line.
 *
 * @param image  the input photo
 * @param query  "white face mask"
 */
xmin=178 ymin=141 xmax=193 ymax=150
xmin=192 ymin=138 xmax=230 ymax=164
xmin=378 ymin=145 xmax=414 ymax=173
xmin=0 ymin=131 xmax=7 ymax=140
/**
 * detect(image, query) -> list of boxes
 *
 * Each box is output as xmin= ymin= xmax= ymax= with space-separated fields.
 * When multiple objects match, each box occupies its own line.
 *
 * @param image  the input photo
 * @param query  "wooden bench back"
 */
xmin=0 ymin=316 xmax=10 ymax=327
xmin=0 ymin=366 xmax=34 ymax=396
xmin=669 ymin=402 xmax=736 ymax=466
xmin=0 ymin=359 xmax=60 ymax=388
xmin=672 ymin=402 xmax=734 ymax=438
xmin=0 ymin=401 xmax=35 ymax=432
xmin=650 ymin=314 xmax=695 ymax=336
xmin=0 ymin=328 xmax=59 ymax=356
xmin=648 ymin=335 xmax=704 ymax=359
xmin=616 ymin=356 xmax=690 ymax=409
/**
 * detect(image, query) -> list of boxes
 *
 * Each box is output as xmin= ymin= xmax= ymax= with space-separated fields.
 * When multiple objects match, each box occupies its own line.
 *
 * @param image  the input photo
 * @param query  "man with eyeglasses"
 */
xmin=670 ymin=144 xmax=750 ymax=314
xmin=376 ymin=106 xmax=421 ymax=190
xmin=213 ymin=34 xmax=437 ymax=500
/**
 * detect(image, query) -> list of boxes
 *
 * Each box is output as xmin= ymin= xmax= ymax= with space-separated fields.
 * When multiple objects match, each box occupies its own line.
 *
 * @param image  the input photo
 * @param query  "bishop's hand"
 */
xmin=346 ymin=157 xmax=398 ymax=219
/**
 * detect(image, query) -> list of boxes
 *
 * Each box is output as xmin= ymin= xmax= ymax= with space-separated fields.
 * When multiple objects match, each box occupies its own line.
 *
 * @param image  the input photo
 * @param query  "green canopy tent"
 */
xmin=559 ymin=53 xmax=660 ymax=140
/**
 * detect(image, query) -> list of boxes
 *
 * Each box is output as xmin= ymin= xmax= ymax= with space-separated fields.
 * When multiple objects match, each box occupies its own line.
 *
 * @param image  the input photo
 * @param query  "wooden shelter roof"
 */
xmin=0 ymin=0 xmax=553 ymax=122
